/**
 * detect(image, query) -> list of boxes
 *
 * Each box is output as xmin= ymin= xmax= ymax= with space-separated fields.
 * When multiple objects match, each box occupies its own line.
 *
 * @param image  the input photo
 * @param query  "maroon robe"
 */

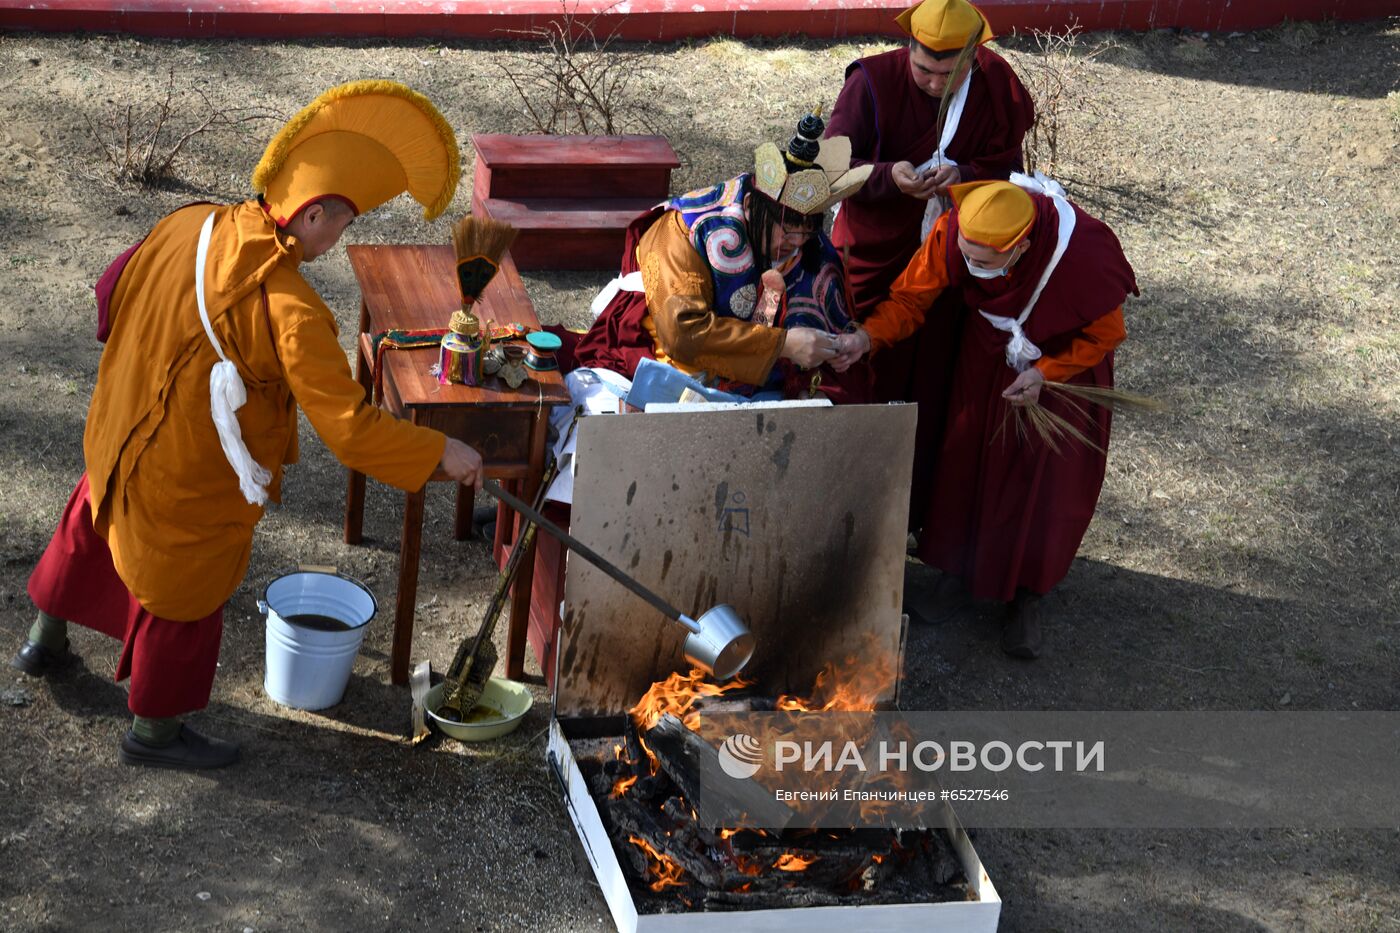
xmin=826 ymin=45 xmax=1034 ymax=523
xmin=29 ymin=475 xmax=225 ymax=718
xmin=918 ymin=194 xmax=1138 ymax=601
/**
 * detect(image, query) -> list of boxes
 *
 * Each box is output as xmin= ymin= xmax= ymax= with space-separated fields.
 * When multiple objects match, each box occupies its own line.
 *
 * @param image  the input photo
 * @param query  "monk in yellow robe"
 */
xmin=12 ymin=81 xmax=482 ymax=769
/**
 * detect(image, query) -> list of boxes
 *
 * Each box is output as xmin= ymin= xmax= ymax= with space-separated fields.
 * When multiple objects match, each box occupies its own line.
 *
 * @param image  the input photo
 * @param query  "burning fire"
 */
xmin=628 ymin=835 xmax=685 ymax=891
xmin=630 ymin=667 xmax=752 ymax=732
xmin=611 ymin=650 xmax=901 ymax=894
xmin=611 ymin=667 xmax=751 ymax=797
xmin=775 ymin=648 xmax=896 ymax=712
xmin=772 ymin=853 xmax=819 ymax=872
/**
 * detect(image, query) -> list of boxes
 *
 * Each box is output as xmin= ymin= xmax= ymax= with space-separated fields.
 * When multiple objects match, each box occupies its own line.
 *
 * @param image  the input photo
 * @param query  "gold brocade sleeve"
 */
xmin=639 ymin=211 xmax=786 ymax=387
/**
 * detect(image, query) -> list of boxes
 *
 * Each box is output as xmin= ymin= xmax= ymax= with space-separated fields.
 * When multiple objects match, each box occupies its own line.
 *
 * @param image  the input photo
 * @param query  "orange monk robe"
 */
xmin=637 ymin=210 xmax=786 ymax=387
xmin=863 ymin=213 xmax=1126 ymax=379
xmin=84 ymin=200 xmax=445 ymax=621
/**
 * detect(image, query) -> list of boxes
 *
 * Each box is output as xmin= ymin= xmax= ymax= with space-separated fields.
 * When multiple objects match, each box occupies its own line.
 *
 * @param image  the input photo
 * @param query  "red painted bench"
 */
xmin=471 ymin=133 xmax=680 ymax=271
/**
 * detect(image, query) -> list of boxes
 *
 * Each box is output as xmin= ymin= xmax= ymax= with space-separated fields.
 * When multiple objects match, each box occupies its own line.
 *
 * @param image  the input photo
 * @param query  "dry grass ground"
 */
xmin=0 ymin=18 xmax=1397 ymax=932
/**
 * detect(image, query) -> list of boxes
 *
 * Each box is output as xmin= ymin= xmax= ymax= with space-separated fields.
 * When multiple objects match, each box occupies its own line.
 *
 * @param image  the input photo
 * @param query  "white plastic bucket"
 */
xmin=260 ymin=570 xmax=377 ymax=711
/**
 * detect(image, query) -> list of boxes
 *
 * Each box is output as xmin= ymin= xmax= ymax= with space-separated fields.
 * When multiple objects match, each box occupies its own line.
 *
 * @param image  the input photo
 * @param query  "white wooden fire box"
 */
xmin=546 ymin=403 xmax=1001 ymax=932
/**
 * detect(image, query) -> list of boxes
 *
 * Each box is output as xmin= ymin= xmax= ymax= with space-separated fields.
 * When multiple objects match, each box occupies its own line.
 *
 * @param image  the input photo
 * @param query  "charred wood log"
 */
xmin=644 ymin=713 xmax=795 ymax=829
xmin=702 ymin=886 xmax=847 ymax=910
xmin=608 ymin=796 xmax=736 ymax=889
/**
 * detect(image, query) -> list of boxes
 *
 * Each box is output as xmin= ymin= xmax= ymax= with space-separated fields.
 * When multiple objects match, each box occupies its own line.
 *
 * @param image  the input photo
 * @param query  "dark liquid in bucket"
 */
xmin=284 ymin=613 xmax=354 ymax=632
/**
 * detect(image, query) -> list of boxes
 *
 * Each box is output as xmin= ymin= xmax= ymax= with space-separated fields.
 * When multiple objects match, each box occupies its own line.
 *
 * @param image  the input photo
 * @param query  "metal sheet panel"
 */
xmin=556 ymin=404 xmax=916 ymax=718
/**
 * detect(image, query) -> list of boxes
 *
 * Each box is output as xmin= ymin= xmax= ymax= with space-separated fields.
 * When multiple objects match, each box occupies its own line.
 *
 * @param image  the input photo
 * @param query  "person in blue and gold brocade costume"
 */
xmin=556 ymin=113 xmax=875 ymax=403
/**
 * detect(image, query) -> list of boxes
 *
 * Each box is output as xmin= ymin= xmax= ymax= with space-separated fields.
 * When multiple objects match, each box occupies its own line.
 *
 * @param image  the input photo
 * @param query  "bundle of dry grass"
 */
xmin=1043 ymin=381 xmax=1166 ymax=414
xmin=998 ymin=382 xmax=1164 ymax=455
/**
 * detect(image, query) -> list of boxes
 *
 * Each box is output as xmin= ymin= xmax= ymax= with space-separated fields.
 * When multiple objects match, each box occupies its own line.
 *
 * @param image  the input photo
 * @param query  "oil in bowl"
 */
xmin=424 ymin=679 xmax=532 ymax=742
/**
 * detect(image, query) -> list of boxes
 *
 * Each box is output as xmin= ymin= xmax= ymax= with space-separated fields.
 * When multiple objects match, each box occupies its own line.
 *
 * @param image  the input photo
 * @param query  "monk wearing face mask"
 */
xmin=832 ymin=179 xmax=1137 ymax=659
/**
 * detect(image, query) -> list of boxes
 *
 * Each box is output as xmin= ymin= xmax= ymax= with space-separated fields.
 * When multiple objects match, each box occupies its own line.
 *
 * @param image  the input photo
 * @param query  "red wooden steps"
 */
xmin=471 ymin=133 xmax=679 ymax=271
xmin=477 ymin=197 xmax=657 ymax=271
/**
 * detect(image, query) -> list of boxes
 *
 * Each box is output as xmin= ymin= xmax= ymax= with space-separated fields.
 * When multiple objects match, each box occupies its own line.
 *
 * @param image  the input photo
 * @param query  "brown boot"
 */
xmin=908 ymin=573 xmax=972 ymax=625
xmin=1000 ymin=591 xmax=1044 ymax=660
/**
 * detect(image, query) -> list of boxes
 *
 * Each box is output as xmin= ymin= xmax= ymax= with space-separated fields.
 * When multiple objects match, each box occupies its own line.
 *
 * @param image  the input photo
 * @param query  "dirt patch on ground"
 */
xmin=0 ymin=18 xmax=1397 ymax=932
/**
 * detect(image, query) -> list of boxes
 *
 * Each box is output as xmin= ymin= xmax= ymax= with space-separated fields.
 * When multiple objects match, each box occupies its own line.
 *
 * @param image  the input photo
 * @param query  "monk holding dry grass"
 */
xmin=832 ymin=178 xmax=1137 ymax=658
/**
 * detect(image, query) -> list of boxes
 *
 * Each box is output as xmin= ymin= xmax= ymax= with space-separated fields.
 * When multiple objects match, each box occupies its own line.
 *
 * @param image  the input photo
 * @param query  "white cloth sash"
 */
xmin=194 ymin=210 xmax=272 ymax=505
xmin=976 ymin=172 xmax=1076 ymax=371
xmin=589 ymin=270 xmax=645 ymax=320
xmin=915 ymin=67 xmax=972 ymax=241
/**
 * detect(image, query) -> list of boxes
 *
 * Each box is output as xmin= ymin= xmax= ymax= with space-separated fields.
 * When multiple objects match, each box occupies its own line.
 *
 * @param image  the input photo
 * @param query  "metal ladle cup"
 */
xmin=678 ymin=605 xmax=756 ymax=680
xmin=482 ymin=480 xmax=757 ymax=679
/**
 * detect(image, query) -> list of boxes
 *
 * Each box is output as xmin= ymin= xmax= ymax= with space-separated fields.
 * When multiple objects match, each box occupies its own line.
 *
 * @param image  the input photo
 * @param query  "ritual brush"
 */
xmin=439 ymin=413 xmax=578 ymax=719
xmin=451 ymin=213 xmax=519 ymax=311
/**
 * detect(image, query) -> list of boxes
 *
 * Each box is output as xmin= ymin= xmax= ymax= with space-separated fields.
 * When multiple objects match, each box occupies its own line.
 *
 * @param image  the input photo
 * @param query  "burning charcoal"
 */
xmin=859 ymin=851 xmax=899 ymax=892
xmin=602 ymin=757 xmax=632 ymax=779
xmin=634 ymin=775 xmax=665 ymax=802
xmin=622 ymin=840 xmax=650 ymax=879
xmin=623 ymin=716 xmax=646 ymax=765
xmin=610 ymin=797 xmax=725 ymax=889
xmin=704 ymin=887 xmax=846 ymax=910
xmin=588 ymin=772 xmax=615 ymax=798
xmin=660 ymin=796 xmax=693 ymax=827
xmin=930 ymin=850 xmax=962 ymax=886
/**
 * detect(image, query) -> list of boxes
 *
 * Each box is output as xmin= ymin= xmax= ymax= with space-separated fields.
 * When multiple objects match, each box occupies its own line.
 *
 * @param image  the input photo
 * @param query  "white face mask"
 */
xmin=963 ymin=251 xmax=1014 ymax=280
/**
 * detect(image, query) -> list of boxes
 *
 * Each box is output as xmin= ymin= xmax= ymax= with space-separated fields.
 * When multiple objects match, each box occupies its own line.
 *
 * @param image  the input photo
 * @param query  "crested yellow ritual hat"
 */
xmin=950 ymin=180 xmax=1035 ymax=251
xmin=753 ymin=111 xmax=873 ymax=216
xmin=252 ymin=80 xmax=460 ymax=227
xmin=895 ymin=0 xmax=994 ymax=53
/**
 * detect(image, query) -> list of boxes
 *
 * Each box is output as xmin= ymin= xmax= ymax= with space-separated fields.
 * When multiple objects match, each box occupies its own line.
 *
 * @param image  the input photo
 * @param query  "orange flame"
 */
xmin=772 ymin=853 xmax=819 ymax=872
xmin=628 ymin=834 xmax=686 ymax=891
xmin=629 ymin=667 xmax=751 ymax=732
xmin=775 ymin=649 xmax=895 ymax=712
xmin=610 ymin=774 xmax=638 ymax=799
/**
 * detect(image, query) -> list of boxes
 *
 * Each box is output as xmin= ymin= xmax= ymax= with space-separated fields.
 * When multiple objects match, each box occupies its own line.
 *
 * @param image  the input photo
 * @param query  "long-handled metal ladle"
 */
xmin=482 ymin=480 xmax=756 ymax=680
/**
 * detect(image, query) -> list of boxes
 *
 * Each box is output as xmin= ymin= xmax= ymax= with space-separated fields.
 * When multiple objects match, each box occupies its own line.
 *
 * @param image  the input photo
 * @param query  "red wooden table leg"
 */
xmin=344 ymin=299 xmax=371 ymax=546
xmin=391 ymin=481 xmax=427 ymax=686
xmin=504 ymin=408 xmax=550 ymax=680
xmin=453 ymin=482 xmax=474 ymax=541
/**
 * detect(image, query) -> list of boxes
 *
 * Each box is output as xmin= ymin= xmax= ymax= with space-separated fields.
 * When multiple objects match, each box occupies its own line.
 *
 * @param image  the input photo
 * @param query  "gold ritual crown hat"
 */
xmin=252 ymin=80 xmax=460 ymax=226
xmin=753 ymin=111 xmax=873 ymax=216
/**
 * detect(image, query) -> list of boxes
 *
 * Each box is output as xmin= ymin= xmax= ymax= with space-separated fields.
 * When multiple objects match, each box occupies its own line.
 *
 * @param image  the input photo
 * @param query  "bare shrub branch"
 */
xmin=496 ymin=1 xmax=657 ymax=136
xmin=1010 ymin=22 xmax=1117 ymax=177
xmin=85 ymin=68 xmax=281 ymax=188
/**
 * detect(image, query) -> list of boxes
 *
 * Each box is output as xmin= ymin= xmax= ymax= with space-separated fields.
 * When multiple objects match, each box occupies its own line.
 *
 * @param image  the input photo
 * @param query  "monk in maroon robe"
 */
xmin=832 ymin=179 xmax=1137 ymax=659
xmin=826 ymin=0 xmax=1034 ymax=523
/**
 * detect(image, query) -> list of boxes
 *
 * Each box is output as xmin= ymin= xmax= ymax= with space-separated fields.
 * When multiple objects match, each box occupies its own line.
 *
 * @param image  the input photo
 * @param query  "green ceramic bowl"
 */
xmin=424 ymin=678 xmax=533 ymax=742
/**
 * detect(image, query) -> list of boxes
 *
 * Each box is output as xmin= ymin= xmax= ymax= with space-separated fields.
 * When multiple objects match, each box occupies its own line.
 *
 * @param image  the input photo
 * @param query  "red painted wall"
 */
xmin=1 ymin=0 xmax=1394 ymax=41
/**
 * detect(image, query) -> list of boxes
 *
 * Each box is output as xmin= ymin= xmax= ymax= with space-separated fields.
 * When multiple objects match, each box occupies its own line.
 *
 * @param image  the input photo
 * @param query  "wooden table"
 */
xmin=344 ymin=244 xmax=570 ymax=685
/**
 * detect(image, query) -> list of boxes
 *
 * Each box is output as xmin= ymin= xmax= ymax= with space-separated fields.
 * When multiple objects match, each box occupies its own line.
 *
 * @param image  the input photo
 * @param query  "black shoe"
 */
xmin=1000 ymin=593 xmax=1044 ymax=660
xmin=10 ymin=639 xmax=73 ymax=677
xmin=119 ymin=725 xmax=240 ymax=771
